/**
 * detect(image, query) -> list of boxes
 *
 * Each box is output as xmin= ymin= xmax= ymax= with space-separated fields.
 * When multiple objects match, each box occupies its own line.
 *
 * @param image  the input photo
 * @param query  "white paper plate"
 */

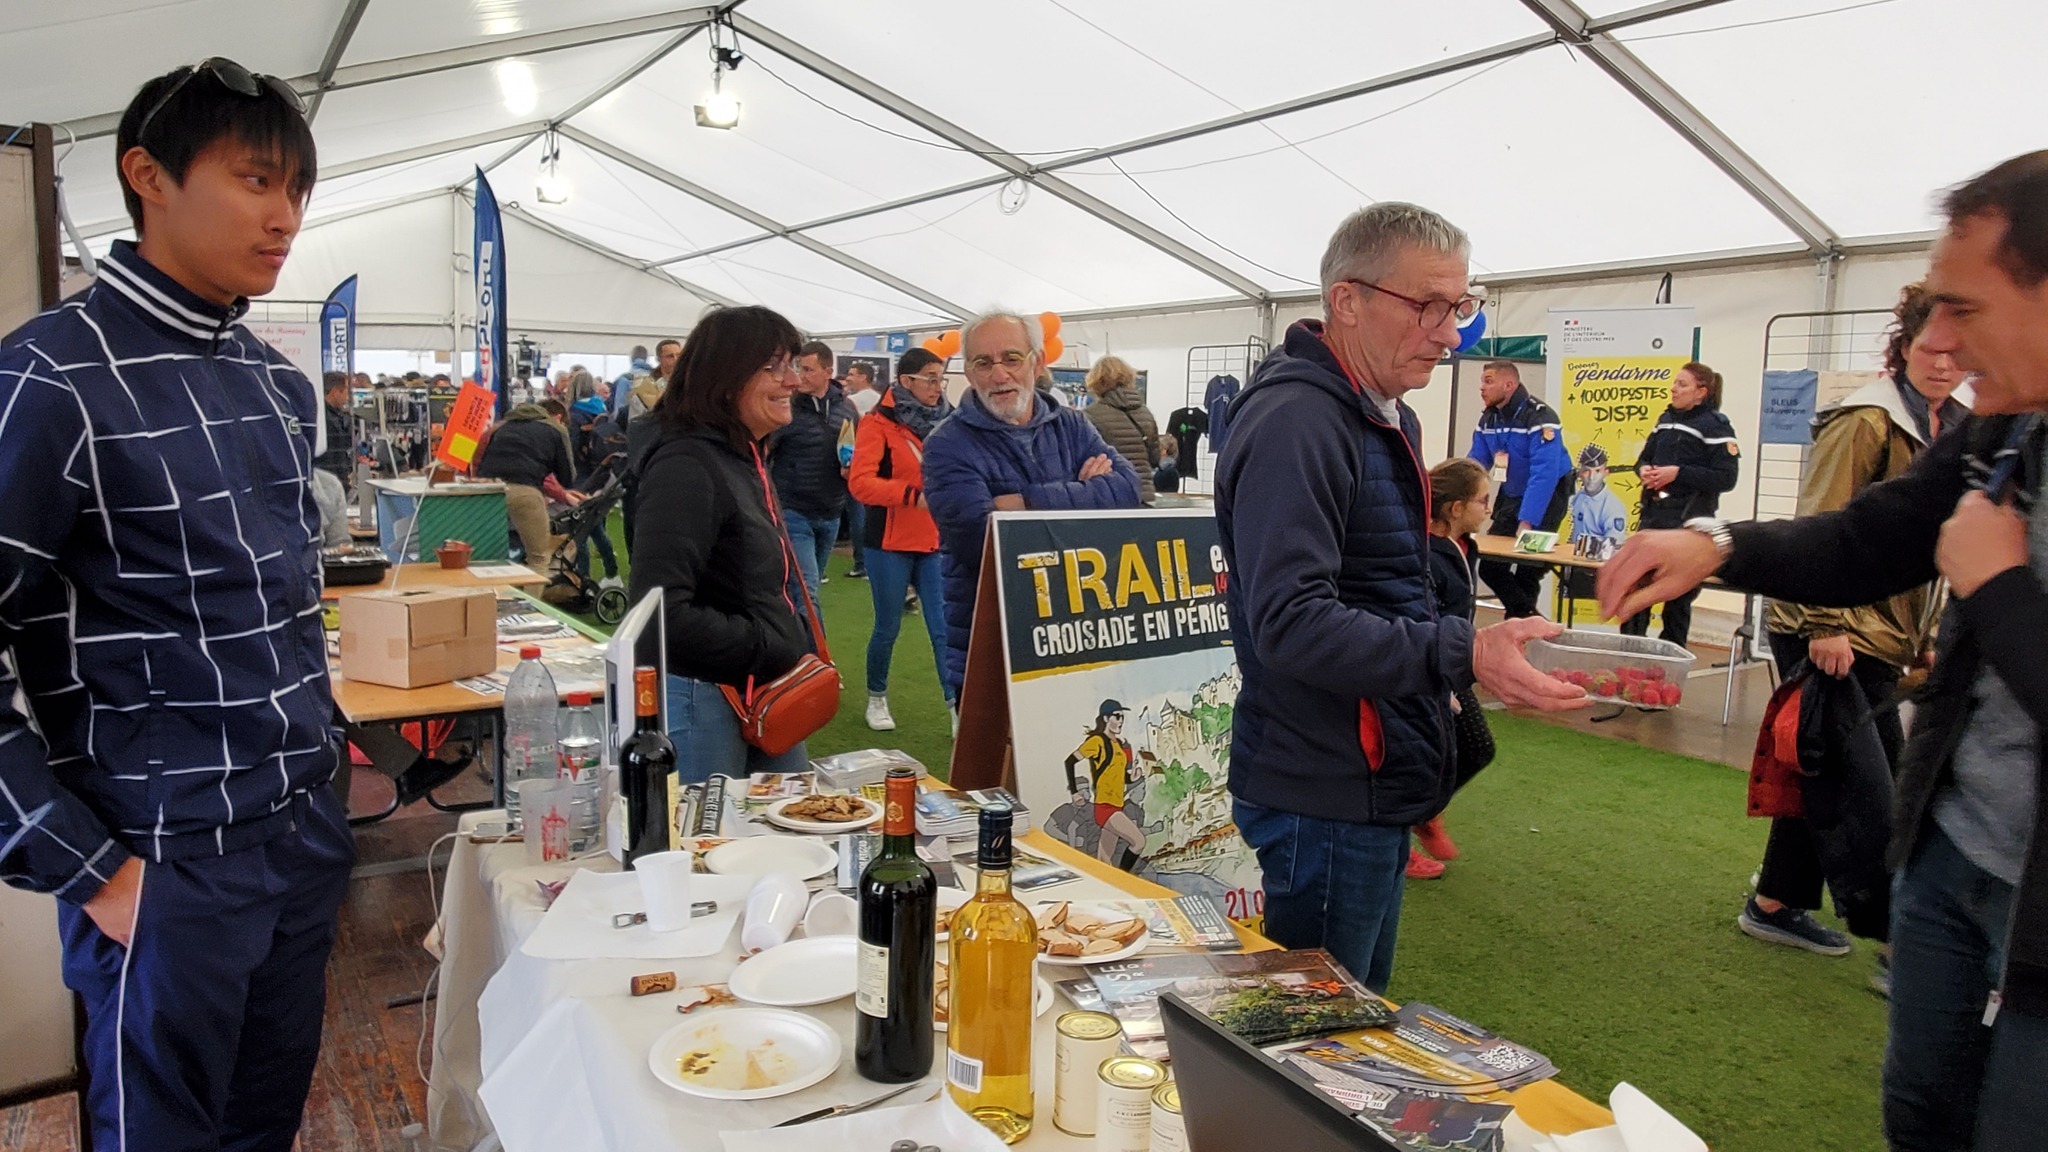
xmin=647 ymin=1008 xmax=841 ymax=1101
xmin=729 ymin=935 xmax=858 ymax=1006
xmin=934 ymin=972 xmax=1052 ymax=1032
xmin=1031 ymin=901 xmax=1151 ymax=966
xmin=933 ymin=887 xmax=970 ymax=942
xmin=764 ymin=795 xmax=883 ymax=834
xmin=705 ymin=836 xmax=839 ymax=879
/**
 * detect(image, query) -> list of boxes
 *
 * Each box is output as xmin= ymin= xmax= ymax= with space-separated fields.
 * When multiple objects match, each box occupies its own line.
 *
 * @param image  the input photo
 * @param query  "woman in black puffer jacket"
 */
xmin=1622 ymin=361 xmax=1740 ymax=646
xmin=629 ymin=306 xmax=817 ymax=782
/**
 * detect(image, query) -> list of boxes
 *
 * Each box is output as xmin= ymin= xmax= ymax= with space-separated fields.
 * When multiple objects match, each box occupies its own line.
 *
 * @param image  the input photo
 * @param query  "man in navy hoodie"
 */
xmin=0 ymin=62 xmax=352 ymax=1151
xmin=924 ymin=311 xmax=1141 ymax=706
xmin=1218 ymin=203 xmax=1584 ymax=991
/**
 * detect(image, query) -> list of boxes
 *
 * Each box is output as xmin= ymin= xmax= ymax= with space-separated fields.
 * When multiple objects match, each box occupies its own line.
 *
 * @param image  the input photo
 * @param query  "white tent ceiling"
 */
xmin=7 ymin=0 xmax=2041 ymax=338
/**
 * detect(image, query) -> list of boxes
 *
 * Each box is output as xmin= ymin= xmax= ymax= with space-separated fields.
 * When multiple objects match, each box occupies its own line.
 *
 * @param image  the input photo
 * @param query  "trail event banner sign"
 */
xmin=1547 ymin=305 xmax=1697 ymax=534
xmin=473 ymin=167 xmax=509 ymax=416
xmin=988 ymin=509 xmax=1261 ymax=923
xmin=241 ymin=318 xmax=325 ymax=456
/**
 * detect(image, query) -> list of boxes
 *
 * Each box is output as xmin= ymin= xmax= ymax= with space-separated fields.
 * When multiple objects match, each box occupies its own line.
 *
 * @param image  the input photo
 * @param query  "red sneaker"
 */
xmin=1406 ymin=846 xmax=1446 ymax=880
xmin=1416 ymin=815 xmax=1459 ymax=861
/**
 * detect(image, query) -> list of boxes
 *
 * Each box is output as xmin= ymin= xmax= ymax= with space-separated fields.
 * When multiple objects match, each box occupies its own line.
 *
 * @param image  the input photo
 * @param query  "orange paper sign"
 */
xmin=435 ymin=382 xmax=498 ymax=470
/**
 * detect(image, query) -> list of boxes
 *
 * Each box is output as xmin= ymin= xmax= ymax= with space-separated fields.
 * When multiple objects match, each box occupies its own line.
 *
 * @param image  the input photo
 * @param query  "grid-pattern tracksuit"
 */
xmin=0 ymin=240 xmax=353 ymax=1152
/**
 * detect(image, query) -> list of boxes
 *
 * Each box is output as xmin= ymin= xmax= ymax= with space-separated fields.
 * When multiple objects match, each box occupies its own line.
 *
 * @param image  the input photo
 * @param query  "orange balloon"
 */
xmin=922 ymin=337 xmax=945 ymax=355
xmin=937 ymin=329 xmax=962 ymax=358
xmin=1039 ymin=311 xmax=1062 ymax=340
xmin=1043 ymin=335 xmax=1064 ymax=364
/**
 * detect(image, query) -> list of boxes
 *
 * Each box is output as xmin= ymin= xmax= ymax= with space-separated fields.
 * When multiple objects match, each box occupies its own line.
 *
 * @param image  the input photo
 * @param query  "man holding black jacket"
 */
xmin=1600 ymin=151 xmax=2048 ymax=1152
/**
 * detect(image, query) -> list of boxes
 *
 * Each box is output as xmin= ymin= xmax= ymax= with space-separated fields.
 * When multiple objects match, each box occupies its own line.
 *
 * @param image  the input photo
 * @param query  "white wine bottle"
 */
xmin=945 ymin=806 xmax=1038 ymax=1144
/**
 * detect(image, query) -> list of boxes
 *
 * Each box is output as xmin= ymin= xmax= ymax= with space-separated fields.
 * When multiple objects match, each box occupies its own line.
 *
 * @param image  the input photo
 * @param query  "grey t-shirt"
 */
xmin=1933 ymin=437 xmax=2048 ymax=885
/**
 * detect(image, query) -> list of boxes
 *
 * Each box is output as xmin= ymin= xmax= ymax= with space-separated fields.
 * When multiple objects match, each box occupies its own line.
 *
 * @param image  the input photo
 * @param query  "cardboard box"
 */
xmin=339 ymin=588 xmax=497 ymax=689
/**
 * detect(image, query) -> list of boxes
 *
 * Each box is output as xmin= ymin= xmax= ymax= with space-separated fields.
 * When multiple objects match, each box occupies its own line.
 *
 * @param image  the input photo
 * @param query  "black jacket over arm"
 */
xmin=627 ymin=425 xmax=810 ymax=687
xmin=1720 ymin=414 xmax=2048 ymax=1017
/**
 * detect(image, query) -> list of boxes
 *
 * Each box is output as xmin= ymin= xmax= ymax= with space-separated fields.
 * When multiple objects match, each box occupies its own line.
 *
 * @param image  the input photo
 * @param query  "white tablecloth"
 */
xmin=426 ymin=813 xmax=1133 ymax=1152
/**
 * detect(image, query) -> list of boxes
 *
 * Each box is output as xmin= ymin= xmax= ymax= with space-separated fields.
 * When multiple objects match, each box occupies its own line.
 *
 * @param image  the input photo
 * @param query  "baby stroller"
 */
xmin=542 ymin=463 xmax=630 ymax=625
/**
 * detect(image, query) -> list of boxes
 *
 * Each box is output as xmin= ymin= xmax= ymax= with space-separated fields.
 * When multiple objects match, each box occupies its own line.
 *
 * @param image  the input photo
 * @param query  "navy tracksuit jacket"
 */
xmin=0 ymin=241 xmax=352 ymax=1152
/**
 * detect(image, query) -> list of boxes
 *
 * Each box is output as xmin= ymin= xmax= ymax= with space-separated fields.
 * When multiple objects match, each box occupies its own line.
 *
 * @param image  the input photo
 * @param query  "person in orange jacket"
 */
xmin=847 ymin=347 xmax=955 ymax=731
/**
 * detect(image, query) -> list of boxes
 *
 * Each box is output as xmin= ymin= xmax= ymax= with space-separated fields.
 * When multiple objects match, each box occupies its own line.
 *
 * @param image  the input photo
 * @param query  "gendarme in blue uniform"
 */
xmin=1467 ymin=382 xmax=1573 ymax=531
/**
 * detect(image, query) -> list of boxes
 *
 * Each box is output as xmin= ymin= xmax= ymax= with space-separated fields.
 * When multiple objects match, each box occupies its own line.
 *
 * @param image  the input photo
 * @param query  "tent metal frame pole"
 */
xmin=321 ymin=122 xmax=551 ymax=181
xmin=482 ymin=22 xmax=713 ymax=179
xmin=1516 ymin=0 xmax=1838 ymax=255
xmin=555 ymin=124 xmax=970 ymax=319
xmin=304 ymin=0 xmax=373 ymax=122
xmin=456 ymin=187 xmax=743 ymax=310
xmin=727 ymin=14 xmax=1270 ymax=304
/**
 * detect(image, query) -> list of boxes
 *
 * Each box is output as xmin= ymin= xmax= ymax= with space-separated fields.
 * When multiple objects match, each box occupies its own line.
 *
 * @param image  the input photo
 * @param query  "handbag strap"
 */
xmin=747 ymin=440 xmax=833 ymax=668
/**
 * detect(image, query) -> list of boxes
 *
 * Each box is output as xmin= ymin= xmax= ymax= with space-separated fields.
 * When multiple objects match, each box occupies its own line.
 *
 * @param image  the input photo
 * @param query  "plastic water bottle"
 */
xmin=558 ymin=691 xmax=605 ymax=854
xmin=503 ymin=645 xmax=558 ymax=829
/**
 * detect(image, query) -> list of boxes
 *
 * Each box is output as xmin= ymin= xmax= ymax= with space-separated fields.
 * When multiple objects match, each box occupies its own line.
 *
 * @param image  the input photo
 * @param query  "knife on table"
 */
xmin=772 ymin=1081 xmax=929 ymax=1127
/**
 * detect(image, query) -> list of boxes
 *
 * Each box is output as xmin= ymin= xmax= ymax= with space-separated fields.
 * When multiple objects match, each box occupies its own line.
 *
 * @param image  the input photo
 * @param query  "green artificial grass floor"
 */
xmin=578 ymin=511 xmax=1890 ymax=1152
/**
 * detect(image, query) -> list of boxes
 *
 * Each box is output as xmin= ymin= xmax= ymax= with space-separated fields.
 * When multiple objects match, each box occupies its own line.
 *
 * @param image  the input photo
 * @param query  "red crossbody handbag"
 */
xmin=721 ymin=445 xmax=842 ymax=755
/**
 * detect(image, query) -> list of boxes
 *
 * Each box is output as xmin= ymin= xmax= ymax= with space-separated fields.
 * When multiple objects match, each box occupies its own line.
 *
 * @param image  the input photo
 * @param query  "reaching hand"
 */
xmin=1078 ymin=454 xmax=1114 ymax=482
xmin=1808 ymin=634 xmax=1856 ymax=679
xmin=1471 ymin=617 xmax=1588 ymax=712
xmin=1597 ymin=529 xmax=1723 ymax=622
xmin=1938 ymin=490 xmax=2028 ymax=598
xmin=992 ymin=493 xmax=1027 ymax=512
xmin=84 ymin=856 xmax=144 ymax=948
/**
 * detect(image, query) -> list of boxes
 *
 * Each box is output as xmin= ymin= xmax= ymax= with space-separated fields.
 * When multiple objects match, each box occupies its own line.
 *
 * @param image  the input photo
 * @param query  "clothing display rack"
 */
xmin=1176 ymin=338 xmax=1267 ymax=495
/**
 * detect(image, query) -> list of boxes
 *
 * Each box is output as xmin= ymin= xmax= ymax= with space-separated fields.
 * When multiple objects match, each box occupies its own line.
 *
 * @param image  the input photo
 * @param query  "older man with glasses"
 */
xmin=1216 ymin=202 xmax=1586 ymax=992
xmin=923 ymin=311 xmax=1141 ymax=714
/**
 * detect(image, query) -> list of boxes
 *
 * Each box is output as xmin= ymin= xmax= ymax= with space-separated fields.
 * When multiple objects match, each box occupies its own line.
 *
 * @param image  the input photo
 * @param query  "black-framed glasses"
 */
xmin=136 ymin=58 xmax=306 ymax=145
xmin=1342 ymin=278 xmax=1484 ymax=329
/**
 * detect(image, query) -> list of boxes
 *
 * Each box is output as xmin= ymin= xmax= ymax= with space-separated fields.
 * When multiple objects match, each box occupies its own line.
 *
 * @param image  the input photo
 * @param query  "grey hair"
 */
xmin=1318 ymin=202 xmax=1470 ymax=315
xmin=959 ymin=309 xmax=1044 ymax=360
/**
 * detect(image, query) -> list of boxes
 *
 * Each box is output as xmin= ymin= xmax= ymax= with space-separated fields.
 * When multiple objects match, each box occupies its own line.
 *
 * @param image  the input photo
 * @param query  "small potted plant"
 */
xmin=436 ymin=539 xmax=473 ymax=570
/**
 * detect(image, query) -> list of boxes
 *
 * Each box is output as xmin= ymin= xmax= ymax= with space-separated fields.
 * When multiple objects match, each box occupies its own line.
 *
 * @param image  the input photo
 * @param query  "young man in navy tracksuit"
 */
xmin=1218 ymin=205 xmax=1584 ymax=992
xmin=0 ymin=62 xmax=352 ymax=1152
xmin=1468 ymin=360 xmax=1573 ymax=618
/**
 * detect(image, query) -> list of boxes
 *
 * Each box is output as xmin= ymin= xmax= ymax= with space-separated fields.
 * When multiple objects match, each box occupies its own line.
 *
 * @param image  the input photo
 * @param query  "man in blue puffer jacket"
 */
xmin=1219 ymin=203 xmax=1584 ymax=991
xmin=924 ymin=311 xmax=1142 ymax=705
xmin=0 ymin=62 xmax=352 ymax=1152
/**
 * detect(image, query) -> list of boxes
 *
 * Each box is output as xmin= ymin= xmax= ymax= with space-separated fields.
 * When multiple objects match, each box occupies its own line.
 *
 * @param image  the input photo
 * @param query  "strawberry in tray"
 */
xmin=1545 ymin=666 xmax=1684 ymax=707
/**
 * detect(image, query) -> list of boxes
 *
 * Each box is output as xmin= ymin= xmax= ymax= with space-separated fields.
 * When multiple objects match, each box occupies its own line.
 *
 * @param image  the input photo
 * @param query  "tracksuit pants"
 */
xmin=58 ymin=787 xmax=355 ymax=1152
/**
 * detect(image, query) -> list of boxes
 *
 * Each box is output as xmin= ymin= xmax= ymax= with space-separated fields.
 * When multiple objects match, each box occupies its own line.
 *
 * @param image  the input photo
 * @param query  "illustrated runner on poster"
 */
xmin=1063 ymin=699 xmax=1150 ymax=868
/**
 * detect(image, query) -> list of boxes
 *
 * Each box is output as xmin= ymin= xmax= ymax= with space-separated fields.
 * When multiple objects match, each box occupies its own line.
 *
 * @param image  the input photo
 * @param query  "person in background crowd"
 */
xmin=622 ymin=341 xmax=681 ymax=556
xmin=1413 ymin=457 xmax=1497 ymax=881
xmin=848 ymin=346 xmax=955 ymax=731
xmin=1218 ymin=203 xmax=1584 ymax=991
xmin=474 ymin=396 xmax=578 ymax=563
xmin=312 ymin=371 xmax=353 ymax=546
xmin=844 ymin=360 xmax=882 ymax=416
xmin=611 ymin=342 xmax=655 ymax=417
xmin=841 ymin=359 xmax=878 ymax=579
xmin=1598 ymin=150 xmax=2048 ymax=1152
xmin=1082 ymin=355 xmax=1162 ymax=504
xmin=1471 ymin=360 xmax=1573 ymax=619
xmin=630 ymin=306 xmax=817 ymax=783
xmin=1155 ymin=431 xmax=1182 ymax=495
xmin=925 ymin=311 xmax=1141 ymax=713
xmin=771 ymin=341 xmax=859 ymax=606
xmin=565 ymin=368 xmax=607 ymax=480
xmin=627 ymin=338 xmax=678 ymax=420
xmin=1748 ymin=283 xmax=1972 ymax=976
xmin=1619 ymin=361 xmax=1740 ymax=646
xmin=0 ymin=60 xmax=353 ymax=1152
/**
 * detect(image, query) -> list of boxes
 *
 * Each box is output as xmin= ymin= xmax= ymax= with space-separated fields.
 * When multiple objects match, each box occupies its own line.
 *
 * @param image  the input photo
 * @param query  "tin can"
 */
xmin=1150 ymin=1081 xmax=1187 ymax=1152
xmin=1094 ymin=1055 xmax=1167 ymax=1152
xmin=1053 ymin=1011 xmax=1122 ymax=1136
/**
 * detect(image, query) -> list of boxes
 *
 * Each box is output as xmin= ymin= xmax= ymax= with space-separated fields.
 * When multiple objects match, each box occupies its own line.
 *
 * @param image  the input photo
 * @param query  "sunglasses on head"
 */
xmin=136 ymin=58 xmax=306 ymax=144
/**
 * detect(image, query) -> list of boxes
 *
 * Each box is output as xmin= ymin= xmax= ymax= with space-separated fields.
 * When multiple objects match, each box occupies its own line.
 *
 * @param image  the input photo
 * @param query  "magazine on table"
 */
xmin=1085 ymin=895 xmax=1238 ymax=951
xmin=1056 ymin=949 xmax=1396 ymax=1062
xmin=1276 ymin=1002 xmax=1557 ymax=1098
xmin=949 ymin=839 xmax=1079 ymax=891
xmin=1276 ymin=1069 xmax=1513 ymax=1152
xmin=743 ymin=770 xmax=814 ymax=811
xmin=837 ymin=832 xmax=959 ymax=890
xmin=916 ymin=786 xmax=1034 ymax=836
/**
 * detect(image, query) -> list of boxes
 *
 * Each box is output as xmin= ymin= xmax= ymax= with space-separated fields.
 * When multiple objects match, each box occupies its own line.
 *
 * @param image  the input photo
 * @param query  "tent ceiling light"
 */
xmin=695 ymin=69 xmax=740 ymax=130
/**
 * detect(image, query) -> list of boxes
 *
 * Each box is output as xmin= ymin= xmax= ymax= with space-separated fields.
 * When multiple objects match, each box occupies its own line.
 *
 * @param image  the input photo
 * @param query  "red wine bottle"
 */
xmin=856 ymin=767 xmax=937 ymax=1082
xmin=620 ymin=666 xmax=676 ymax=868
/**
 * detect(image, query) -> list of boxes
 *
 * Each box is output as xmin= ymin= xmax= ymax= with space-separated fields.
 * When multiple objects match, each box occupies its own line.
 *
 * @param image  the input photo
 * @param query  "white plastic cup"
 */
xmin=740 ymin=871 xmax=808 ymax=954
xmin=518 ymin=778 xmax=575 ymax=865
xmin=802 ymin=890 xmax=858 ymax=937
xmin=635 ymin=850 xmax=698 ymax=933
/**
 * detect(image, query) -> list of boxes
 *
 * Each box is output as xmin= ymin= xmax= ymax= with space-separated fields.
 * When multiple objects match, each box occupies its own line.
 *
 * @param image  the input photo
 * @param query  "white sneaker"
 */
xmin=865 ymin=694 xmax=896 ymax=731
xmin=950 ymin=704 xmax=960 ymax=739
xmin=598 ymin=576 xmax=623 ymax=590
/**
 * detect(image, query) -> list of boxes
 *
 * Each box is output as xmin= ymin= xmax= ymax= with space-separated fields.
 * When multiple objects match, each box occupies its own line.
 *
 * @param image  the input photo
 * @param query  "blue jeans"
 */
xmin=843 ymin=504 xmax=867 ymax=571
xmin=1884 ymin=828 xmax=2048 ymax=1151
xmin=783 ymin=512 xmax=841 ymax=607
xmin=665 ymin=674 xmax=810 ymax=787
xmin=574 ymin=514 xmax=618 ymax=579
xmin=1233 ymin=798 xmax=1407 ymax=992
xmin=864 ymin=548 xmax=949 ymax=701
